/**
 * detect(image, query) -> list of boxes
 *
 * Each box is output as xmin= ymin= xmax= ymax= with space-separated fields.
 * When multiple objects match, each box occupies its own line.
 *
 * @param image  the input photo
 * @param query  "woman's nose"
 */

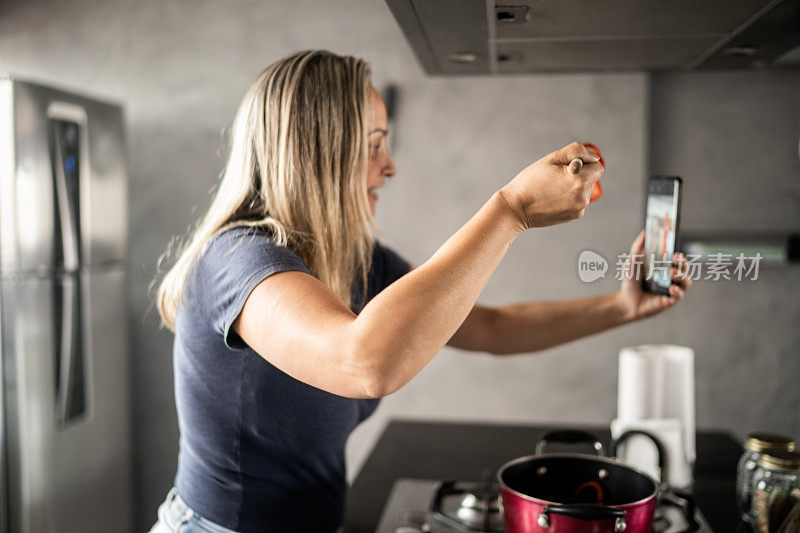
xmin=384 ymin=154 xmax=396 ymax=178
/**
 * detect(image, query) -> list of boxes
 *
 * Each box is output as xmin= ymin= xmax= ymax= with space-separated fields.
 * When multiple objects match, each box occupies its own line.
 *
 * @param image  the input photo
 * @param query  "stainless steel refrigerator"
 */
xmin=0 ymin=78 xmax=133 ymax=532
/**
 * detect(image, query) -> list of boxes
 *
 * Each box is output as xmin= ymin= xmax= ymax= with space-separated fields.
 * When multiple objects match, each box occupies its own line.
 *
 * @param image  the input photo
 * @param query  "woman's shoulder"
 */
xmin=181 ymin=224 xmax=310 ymax=345
xmin=196 ymin=225 xmax=310 ymax=281
xmin=206 ymin=225 xmax=294 ymax=259
xmin=208 ymin=224 xmax=274 ymax=249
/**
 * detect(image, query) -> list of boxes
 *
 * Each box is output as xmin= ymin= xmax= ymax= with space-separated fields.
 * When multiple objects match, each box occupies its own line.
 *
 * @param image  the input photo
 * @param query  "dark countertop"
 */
xmin=343 ymin=419 xmax=743 ymax=532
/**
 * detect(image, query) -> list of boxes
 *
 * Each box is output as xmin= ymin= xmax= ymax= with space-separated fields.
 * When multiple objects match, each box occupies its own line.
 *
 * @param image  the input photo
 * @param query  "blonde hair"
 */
xmin=157 ymin=50 xmax=375 ymax=330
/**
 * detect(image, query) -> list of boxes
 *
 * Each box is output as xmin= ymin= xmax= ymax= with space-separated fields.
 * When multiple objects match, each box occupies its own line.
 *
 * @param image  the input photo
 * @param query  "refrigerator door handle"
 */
xmin=55 ymin=277 xmax=73 ymax=426
xmin=54 ymin=275 xmax=85 ymax=427
xmin=50 ymin=119 xmax=80 ymax=273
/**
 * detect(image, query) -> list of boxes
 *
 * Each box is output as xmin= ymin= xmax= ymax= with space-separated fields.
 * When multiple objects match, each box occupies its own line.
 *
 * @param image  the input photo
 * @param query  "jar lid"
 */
xmin=758 ymin=450 xmax=800 ymax=471
xmin=745 ymin=432 xmax=796 ymax=453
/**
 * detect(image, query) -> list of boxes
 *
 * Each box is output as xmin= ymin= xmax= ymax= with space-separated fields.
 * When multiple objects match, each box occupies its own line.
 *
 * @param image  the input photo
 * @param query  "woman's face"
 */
xmin=366 ymin=87 xmax=396 ymax=216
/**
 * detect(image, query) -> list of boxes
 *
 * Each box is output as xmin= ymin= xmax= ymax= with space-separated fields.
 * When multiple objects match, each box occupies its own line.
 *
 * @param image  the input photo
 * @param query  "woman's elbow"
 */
xmin=358 ymin=372 xmax=394 ymax=399
xmin=355 ymin=359 xmax=403 ymax=398
xmin=344 ymin=336 xmax=399 ymax=399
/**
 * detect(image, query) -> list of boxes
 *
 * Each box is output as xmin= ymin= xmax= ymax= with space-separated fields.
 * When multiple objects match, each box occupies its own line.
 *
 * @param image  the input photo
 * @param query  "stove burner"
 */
xmin=456 ymin=492 xmax=500 ymax=526
xmin=431 ymin=479 xmax=504 ymax=532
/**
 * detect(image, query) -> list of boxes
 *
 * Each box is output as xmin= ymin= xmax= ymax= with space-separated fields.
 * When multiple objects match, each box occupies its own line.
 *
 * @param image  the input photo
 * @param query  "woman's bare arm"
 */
xmin=234 ymin=143 xmax=602 ymax=399
xmin=447 ymin=232 xmax=693 ymax=354
xmin=447 ymin=295 xmax=629 ymax=354
xmin=234 ymin=192 xmax=518 ymax=398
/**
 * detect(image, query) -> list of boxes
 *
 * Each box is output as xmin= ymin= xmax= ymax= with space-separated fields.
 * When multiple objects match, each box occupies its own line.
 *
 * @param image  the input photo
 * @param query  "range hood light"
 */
xmin=723 ymin=45 xmax=761 ymax=57
xmin=448 ymin=52 xmax=479 ymax=64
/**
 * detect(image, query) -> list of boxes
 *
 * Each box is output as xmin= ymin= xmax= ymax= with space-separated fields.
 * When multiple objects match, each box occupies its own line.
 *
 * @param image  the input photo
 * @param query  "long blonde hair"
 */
xmin=157 ymin=50 xmax=375 ymax=330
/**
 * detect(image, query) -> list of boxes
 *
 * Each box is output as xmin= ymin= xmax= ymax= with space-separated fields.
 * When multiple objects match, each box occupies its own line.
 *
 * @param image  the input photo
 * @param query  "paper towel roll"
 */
xmin=659 ymin=345 xmax=696 ymax=463
xmin=616 ymin=344 xmax=696 ymax=473
xmin=617 ymin=346 xmax=666 ymax=420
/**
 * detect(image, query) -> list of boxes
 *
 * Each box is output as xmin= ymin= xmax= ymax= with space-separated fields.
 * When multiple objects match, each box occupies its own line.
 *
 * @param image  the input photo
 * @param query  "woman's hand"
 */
xmin=617 ymin=230 xmax=693 ymax=321
xmin=499 ymin=142 xmax=604 ymax=229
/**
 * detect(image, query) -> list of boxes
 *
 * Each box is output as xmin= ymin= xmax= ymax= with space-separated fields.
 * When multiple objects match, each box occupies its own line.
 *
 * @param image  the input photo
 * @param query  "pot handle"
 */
xmin=611 ymin=429 xmax=667 ymax=484
xmin=659 ymin=490 xmax=699 ymax=532
xmin=535 ymin=430 xmax=605 ymax=457
xmin=539 ymin=504 xmax=626 ymax=531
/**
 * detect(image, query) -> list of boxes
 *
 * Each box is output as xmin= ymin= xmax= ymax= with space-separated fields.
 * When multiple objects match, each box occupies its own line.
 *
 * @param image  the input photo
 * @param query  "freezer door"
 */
xmin=0 ymin=80 xmax=127 ymax=273
xmin=1 ymin=270 xmax=132 ymax=532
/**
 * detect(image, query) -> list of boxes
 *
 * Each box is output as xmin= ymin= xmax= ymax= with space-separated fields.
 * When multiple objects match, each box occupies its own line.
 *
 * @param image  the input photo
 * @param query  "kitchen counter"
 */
xmin=343 ymin=420 xmax=743 ymax=532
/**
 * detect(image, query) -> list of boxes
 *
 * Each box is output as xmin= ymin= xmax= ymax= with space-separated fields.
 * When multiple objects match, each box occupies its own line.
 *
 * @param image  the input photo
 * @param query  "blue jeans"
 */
xmin=149 ymin=488 xmax=238 ymax=533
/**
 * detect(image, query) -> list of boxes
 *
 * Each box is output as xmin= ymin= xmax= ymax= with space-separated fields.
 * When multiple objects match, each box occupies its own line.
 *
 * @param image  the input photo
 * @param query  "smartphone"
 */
xmin=643 ymin=176 xmax=682 ymax=295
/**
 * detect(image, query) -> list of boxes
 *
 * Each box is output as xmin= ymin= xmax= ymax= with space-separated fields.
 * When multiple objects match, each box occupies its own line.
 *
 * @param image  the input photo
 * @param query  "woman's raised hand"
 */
xmin=499 ymin=142 xmax=604 ymax=229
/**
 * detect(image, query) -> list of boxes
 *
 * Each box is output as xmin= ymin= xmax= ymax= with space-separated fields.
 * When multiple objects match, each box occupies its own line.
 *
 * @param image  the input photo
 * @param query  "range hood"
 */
xmin=385 ymin=0 xmax=800 ymax=74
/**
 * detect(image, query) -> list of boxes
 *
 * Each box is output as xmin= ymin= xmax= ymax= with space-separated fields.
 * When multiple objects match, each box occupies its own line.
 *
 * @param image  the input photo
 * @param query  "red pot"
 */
xmin=497 ymin=430 xmax=662 ymax=533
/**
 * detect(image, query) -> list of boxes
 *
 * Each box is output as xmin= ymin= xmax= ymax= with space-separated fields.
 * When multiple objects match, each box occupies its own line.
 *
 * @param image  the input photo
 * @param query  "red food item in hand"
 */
xmin=583 ymin=142 xmax=604 ymax=203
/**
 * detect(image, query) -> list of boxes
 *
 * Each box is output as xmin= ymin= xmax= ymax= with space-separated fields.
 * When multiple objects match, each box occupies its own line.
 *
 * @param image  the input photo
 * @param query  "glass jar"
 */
xmin=751 ymin=450 xmax=800 ymax=533
xmin=737 ymin=432 xmax=795 ymax=522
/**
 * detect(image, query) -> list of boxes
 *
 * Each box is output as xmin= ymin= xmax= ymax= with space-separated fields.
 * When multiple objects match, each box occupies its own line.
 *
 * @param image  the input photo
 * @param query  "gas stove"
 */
xmin=376 ymin=478 xmax=713 ymax=533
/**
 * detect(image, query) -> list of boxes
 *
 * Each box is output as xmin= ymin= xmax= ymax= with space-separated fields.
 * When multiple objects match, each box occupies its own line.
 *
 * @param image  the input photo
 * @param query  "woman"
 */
xmin=151 ymin=50 xmax=691 ymax=532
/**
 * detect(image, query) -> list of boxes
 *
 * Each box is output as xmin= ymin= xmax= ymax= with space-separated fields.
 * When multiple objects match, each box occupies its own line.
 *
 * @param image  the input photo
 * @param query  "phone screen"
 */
xmin=644 ymin=177 xmax=681 ymax=294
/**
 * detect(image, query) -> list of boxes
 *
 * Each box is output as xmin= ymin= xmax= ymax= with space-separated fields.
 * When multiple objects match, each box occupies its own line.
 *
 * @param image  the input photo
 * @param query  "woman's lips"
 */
xmin=368 ymin=189 xmax=379 ymax=202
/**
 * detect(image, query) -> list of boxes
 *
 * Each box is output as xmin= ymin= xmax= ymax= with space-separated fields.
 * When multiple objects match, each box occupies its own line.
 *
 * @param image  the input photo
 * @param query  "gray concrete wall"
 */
xmin=1 ymin=1 xmax=797 ymax=529
xmin=647 ymin=69 xmax=800 ymax=448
